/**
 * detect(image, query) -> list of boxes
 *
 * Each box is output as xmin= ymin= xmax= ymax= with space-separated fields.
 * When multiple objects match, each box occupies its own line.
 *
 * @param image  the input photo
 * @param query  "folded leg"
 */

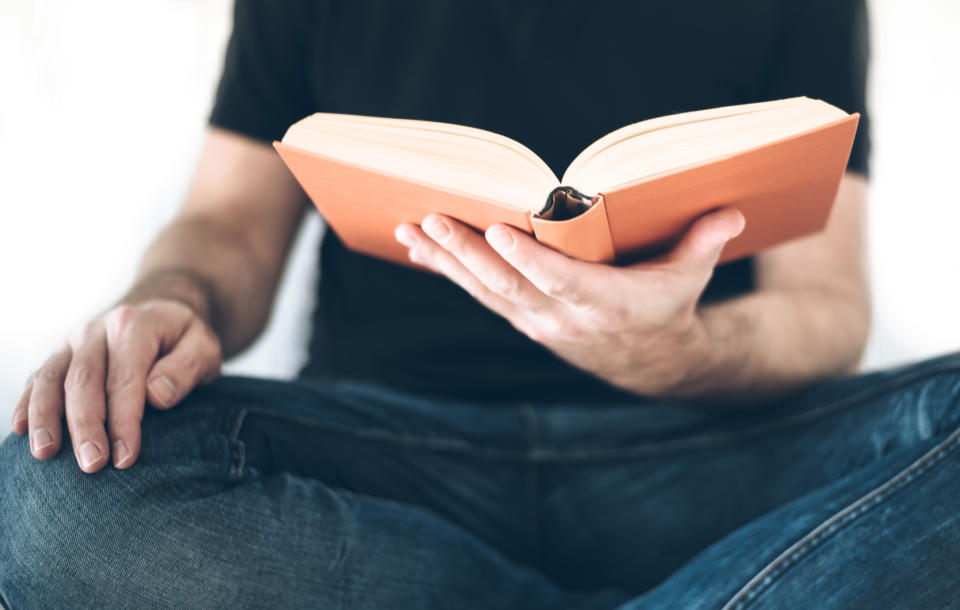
xmin=537 ymin=352 xmax=960 ymax=605
xmin=0 ymin=377 xmax=626 ymax=609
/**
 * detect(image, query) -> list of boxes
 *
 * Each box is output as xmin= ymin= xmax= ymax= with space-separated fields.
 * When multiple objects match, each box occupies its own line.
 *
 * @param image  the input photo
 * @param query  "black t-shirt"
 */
xmin=210 ymin=0 xmax=870 ymax=402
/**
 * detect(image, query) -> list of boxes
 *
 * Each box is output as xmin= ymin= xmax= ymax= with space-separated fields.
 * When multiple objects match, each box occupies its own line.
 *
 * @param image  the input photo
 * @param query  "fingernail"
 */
xmin=32 ymin=428 xmax=53 ymax=451
xmin=422 ymin=215 xmax=451 ymax=242
xmin=730 ymin=214 xmax=746 ymax=239
xmin=486 ymin=226 xmax=515 ymax=252
xmin=79 ymin=441 xmax=102 ymax=469
xmin=113 ymin=440 xmax=132 ymax=468
xmin=148 ymin=375 xmax=176 ymax=408
xmin=394 ymin=225 xmax=415 ymax=247
xmin=13 ymin=411 xmax=27 ymax=426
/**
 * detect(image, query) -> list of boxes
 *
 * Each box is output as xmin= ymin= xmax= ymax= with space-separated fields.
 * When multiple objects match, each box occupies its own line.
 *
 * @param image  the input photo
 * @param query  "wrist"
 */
xmin=610 ymin=310 xmax=716 ymax=398
xmin=661 ymin=305 xmax=752 ymax=400
xmin=121 ymin=268 xmax=224 ymax=337
xmin=669 ymin=311 xmax=724 ymax=395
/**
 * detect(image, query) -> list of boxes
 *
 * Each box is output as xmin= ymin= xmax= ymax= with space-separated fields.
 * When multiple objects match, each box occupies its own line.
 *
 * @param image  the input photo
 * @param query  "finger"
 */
xmin=103 ymin=306 xmax=167 ymax=469
xmin=63 ymin=327 xmax=110 ymax=473
xmin=395 ymin=223 xmax=531 ymax=324
xmin=11 ymin=380 xmax=31 ymax=435
xmin=26 ymin=346 xmax=72 ymax=460
xmin=663 ymin=208 xmax=745 ymax=274
xmin=145 ymin=320 xmax=222 ymax=411
xmin=420 ymin=215 xmax=556 ymax=312
xmin=484 ymin=223 xmax=599 ymax=308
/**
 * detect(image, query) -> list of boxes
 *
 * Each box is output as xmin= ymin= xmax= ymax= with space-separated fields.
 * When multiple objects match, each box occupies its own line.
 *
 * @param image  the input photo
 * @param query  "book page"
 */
xmin=282 ymin=114 xmax=560 ymax=211
xmin=563 ymin=98 xmax=847 ymax=196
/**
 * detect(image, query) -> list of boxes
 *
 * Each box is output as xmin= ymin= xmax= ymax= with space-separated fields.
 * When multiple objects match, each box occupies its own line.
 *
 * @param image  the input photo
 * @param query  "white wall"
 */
xmin=862 ymin=0 xmax=960 ymax=367
xmin=0 ymin=0 xmax=320 ymax=439
xmin=1 ymin=0 xmax=958 ymax=438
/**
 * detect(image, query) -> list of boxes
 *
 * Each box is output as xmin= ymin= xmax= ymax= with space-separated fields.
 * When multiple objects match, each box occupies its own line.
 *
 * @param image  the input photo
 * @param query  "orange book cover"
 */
xmin=274 ymin=113 xmax=858 ymax=267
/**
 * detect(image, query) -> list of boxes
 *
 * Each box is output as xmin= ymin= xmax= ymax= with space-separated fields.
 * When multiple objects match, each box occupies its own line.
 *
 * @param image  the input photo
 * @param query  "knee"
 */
xmin=0 ymin=430 xmax=180 ymax=605
xmin=0 ymin=402 xmax=241 ymax=605
xmin=0 ymin=433 xmax=80 ymax=602
xmin=0 ymin=431 xmax=124 ymax=603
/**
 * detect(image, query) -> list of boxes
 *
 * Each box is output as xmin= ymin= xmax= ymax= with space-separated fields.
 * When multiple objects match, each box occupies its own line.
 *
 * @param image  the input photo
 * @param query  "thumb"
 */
xmin=145 ymin=322 xmax=223 ymax=410
xmin=667 ymin=208 xmax=745 ymax=272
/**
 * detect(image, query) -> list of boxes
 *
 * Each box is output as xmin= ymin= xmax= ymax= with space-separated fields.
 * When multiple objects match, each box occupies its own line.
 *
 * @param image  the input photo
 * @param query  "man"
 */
xmin=2 ymin=0 xmax=959 ymax=607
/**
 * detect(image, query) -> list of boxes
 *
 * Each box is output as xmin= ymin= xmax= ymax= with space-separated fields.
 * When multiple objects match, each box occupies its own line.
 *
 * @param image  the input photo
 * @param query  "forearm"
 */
xmin=661 ymin=286 xmax=870 ymax=404
xmin=122 ymin=213 xmax=279 ymax=356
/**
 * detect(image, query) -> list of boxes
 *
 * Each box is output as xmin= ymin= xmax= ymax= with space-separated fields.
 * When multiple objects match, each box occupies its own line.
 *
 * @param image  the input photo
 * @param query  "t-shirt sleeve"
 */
xmin=764 ymin=0 xmax=871 ymax=176
xmin=208 ymin=0 xmax=315 ymax=143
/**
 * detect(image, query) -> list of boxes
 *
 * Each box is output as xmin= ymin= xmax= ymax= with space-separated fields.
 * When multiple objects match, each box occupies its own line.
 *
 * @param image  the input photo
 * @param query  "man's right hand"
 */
xmin=10 ymin=299 xmax=222 ymax=473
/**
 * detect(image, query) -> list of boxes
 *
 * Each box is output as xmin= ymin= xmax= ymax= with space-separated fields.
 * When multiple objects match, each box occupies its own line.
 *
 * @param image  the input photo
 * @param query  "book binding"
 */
xmin=530 ymin=195 xmax=616 ymax=263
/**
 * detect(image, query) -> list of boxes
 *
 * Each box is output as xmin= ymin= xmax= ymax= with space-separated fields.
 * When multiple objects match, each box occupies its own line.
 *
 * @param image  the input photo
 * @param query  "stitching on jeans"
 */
xmin=550 ymin=360 xmax=960 ymax=458
xmin=567 ymin=361 xmax=960 ymax=459
xmin=234 ymin=362 xmax=960 ymax=462
xmin=721 ymin=422 xmax=960 ymax=610
xmin=523 ymin=404 xmax=541 ymax=563
xmin=238 ymin=405 xmax=528 ymax=459
xmin=228 ymin=409 xmax=248 ymax=478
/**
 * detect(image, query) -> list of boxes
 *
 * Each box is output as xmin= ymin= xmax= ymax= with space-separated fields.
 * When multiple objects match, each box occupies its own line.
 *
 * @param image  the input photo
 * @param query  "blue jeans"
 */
xmin=2 ymin=353 xmax=960 ymax=608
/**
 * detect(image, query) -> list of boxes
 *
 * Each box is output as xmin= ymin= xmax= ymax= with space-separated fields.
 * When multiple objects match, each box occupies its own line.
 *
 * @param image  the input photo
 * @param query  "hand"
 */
xmin=394 ymin=208 xmax=745 ymax=396
xmin=10 ymin=299 xmax=222 ymax=473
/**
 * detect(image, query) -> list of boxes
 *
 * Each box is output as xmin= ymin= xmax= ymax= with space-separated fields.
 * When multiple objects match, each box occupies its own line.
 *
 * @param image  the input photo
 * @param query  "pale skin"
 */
xmin=396 ymin=172 xmax=870 ymax=403
xmin=10 ymin=128 xmax=870 ymax=473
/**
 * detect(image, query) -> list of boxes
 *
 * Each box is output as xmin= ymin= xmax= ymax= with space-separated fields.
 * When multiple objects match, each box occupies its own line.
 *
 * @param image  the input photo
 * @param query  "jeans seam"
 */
xmin=228 ymin=408 xmax=248 ymax=478
xmin=721 ymin=421 xmax=960 ymax=610
xmin=229 ymin=360 xmax=960 ymax=462
xmin=541 ymin=360 xmax=960 ymax=460
xmin=523 ymin=404 xmax=541 ymax=564
xmin=237 ymin=405 xmax=530 ymax=460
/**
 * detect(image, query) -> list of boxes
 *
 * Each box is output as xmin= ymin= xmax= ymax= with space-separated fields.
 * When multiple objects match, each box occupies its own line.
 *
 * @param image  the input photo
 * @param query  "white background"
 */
xmin=1 ymin=0 xmax=958 ymax=438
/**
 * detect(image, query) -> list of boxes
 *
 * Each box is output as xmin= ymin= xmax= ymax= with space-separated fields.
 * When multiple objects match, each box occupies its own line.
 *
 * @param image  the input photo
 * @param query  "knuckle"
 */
xmin=64 ymin=365 xmax=96 ymax=391
xmin=538 ymin=313 xmax=573 ymax=339
xmin=490 ymin=275 xmax=521 ymax=299
xmin=408 ymin=247 xmax=428 ymax=265
xmin=105 ymin=367 xmax=139 ymax=391
xmin=164 ymin=299 xmax=197 ymax=321
xmin=35 ymin=366 xmax=61 ymax=385
xmin=105 ymin=304 xmax=140 ymax=335
xmin=542 ymin=277 xmax=574 ymax=301
xmin=444 ymin=227 xmax=467 ymax=251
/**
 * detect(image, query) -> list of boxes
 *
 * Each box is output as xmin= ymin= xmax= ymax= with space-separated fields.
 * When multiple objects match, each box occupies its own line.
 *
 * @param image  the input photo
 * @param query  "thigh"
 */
xmin=537 ymin=352 xmax=960 ymax=593
xmin=622 ymin=421 xmax=960 ymax=609
xmin=0 ymin=377 xmax=625 ymax=609
xmin=208 ymin=376 xmax=538 ymax=562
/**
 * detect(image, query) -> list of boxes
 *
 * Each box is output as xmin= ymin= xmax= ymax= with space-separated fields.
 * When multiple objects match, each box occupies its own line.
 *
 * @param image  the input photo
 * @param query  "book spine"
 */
xmin=529 ymin=195 xmax=616 ymax=263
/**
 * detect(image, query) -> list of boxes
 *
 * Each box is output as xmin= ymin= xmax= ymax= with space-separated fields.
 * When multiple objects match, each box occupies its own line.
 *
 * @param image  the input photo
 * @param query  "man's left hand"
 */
xmin=394 ymin=208 xmax=745 ymax=396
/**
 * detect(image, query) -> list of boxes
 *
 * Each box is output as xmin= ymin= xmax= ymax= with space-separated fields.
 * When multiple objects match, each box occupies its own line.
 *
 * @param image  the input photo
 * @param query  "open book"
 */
xmin=274 ymin=97 xmax=859 ymax=266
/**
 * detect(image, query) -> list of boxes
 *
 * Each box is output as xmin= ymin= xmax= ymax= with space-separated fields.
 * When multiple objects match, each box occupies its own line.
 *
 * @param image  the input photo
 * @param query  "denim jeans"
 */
xmin=2 ymin=352 xmax=960 ymax=609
